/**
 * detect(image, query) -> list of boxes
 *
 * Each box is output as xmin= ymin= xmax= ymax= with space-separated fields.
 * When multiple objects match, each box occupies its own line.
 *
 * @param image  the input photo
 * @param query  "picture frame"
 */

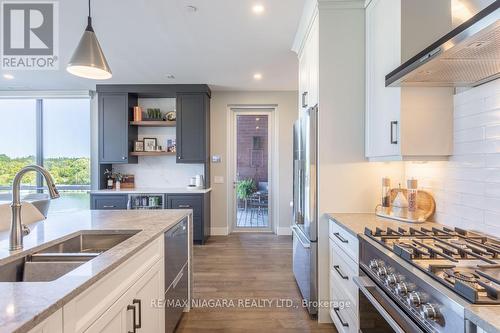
xmin=143 ymin=137 xmax=157 ymax=152
xmin=134 ymin=140 xmax=144 ymax=152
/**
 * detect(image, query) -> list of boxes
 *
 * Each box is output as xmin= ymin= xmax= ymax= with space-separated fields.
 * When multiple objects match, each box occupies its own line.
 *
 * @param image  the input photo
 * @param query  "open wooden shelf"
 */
xmin=130 ymin=151 xmax=176 ymax=157
xmin=129 ymin=120 xmax=176 ymax=127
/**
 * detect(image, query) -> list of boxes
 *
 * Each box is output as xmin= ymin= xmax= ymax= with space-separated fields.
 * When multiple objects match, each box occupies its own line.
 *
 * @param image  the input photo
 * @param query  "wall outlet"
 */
xmin=212 ymin=155 xmax=222 ymax=163
xmin=214 ymin=176 xmax=224 ymax=184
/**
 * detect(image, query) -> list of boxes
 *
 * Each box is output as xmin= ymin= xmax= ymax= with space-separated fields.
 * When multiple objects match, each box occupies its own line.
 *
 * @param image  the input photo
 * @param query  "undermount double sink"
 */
xmin=0 ymin=230 xmax=140 ymax=283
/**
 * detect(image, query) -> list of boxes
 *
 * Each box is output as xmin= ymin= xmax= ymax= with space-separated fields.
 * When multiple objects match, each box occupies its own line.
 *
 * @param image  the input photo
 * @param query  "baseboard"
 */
xmin=277 ymin=227 xmax=292 ymax=235
xmin=210 ymin=227 xmax=229 ymax=236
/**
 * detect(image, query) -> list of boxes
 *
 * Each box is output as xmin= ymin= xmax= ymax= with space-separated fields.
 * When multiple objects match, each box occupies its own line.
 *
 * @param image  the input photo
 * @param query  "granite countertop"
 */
xmin=90 ymin=187 xmax=212 ymax=194
xmin=328 ymin=213 xmax=500 ymax=333
xmin=0 ymin=209 xmax=191 ymax=333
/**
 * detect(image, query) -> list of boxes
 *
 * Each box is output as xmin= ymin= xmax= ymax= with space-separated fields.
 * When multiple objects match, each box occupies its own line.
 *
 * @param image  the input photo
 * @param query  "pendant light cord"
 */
xmin=86 ymin=0 xmax=94 ymax=32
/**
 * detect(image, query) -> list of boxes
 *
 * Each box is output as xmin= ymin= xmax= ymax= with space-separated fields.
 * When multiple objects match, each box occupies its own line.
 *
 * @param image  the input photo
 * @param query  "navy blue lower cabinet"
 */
xmin=90 ymin=194 xmax=128 ymax=210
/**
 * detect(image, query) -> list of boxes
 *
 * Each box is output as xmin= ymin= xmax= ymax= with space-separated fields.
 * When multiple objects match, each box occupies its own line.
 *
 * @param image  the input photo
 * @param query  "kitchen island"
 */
xmin=0 ymin=209 xmax=192 ymax=333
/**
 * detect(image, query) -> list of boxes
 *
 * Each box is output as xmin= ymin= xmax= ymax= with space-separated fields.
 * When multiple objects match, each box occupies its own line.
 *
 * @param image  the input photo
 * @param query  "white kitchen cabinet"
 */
xmin=64 ymin=236 xmax=165 ymax=333
xmin=365 ymin=0 xmax=454 ymax=161
xmin=85 ymin=260 xmax=164 ymax=333
xmin=329 ymin=219 xmax=359 ymax=333
xmin=28 ymin=309 xmax=63 ymax=333
xmin=298 ymin=13 xmax=319 ymax=112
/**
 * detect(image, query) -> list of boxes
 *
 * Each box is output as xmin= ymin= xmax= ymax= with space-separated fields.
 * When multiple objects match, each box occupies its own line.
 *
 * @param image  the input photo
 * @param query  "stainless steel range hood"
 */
xmin=386 ymin=1 xmax=500 ymax=87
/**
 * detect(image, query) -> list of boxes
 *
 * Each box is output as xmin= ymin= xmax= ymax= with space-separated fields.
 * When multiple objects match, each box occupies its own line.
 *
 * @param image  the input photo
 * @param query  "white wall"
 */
xmin=210 ymin=91 xmax=298 ymax=236
xmin=405 ymin=79 xmax=500 ymax=237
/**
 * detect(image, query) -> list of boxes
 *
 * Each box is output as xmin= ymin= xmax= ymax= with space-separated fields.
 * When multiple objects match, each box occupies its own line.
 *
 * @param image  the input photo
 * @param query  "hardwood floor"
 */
xmin=176 ymin=233 xmax=336 ymax=333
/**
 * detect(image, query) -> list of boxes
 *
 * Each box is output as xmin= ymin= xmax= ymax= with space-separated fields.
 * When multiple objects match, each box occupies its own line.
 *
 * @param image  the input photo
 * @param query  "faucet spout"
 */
xmin=10 ymin=165 xmax=59 ymax=251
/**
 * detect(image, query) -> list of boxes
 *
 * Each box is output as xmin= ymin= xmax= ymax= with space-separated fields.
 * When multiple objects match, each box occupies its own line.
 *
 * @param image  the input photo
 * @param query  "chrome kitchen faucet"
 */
xmin=9 ymin=165 xmax=60 ymax=251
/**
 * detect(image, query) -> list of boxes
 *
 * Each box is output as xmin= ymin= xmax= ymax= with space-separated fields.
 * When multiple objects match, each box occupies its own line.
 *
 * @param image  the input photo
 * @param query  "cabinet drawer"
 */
xmin=330 ymin=274 xmax=358 ymax=333
xmin=91 ymin=195 xmax=128 ymax=210
xmin=168 ymin=195 xmax=202 ymax=216
xmin=329 ymin=219 xmax=358 ymax=263
xmin=330 ymin=239 xmax=358 ymax=307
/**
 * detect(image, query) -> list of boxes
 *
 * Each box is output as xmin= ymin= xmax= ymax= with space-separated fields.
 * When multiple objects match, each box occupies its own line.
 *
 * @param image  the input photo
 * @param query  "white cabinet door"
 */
xmin=84 ymin=295 xmax=132 ymax=333
xmin=366 ymin=0 xmax=401 ymax=159
xmin=133 ymin=260 xmax=164 ymax=333
xmin=28 ymin=309 xmax=63 ymax=333
xmin=308 ymin=15 xmax=319 ymax=107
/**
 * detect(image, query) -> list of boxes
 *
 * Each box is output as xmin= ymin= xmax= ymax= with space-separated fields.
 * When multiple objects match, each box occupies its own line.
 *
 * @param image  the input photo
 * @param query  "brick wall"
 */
xmin=236 ymin=115 xmax=268 ymax=185
xmin=405 ymin=79 xmax=500 ymax=236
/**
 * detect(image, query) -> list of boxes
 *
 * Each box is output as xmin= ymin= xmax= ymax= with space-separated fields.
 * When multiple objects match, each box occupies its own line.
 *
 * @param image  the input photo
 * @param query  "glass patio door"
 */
xmin=232 ymin=110 xmax=272 ymax=231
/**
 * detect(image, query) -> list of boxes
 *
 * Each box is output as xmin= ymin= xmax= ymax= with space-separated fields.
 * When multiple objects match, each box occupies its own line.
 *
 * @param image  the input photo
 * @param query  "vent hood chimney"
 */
xmin=386 ymin=1 xmax=499 ymax=87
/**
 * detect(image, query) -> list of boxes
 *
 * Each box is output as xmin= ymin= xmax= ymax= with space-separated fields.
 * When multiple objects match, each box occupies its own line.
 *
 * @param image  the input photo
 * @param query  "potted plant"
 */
xmin=236 ymin=178 xmax=256 ymax=209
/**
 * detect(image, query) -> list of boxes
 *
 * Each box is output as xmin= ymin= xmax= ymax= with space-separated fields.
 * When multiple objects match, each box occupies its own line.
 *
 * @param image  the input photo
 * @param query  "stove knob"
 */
xmin=395 ymin=282 xmax=414 ymax=296
xmin=384 ymin=273 xmax=403 ymax=286
xmin=420 ymin=303 xmax=440 ymax=321
xmin=369 ymin=259 xmax=384 ymax=270
xmin=407 ymin=292 xmax=427 ymax=308
xmin=376 ymin=266 xmax=393 ymax=277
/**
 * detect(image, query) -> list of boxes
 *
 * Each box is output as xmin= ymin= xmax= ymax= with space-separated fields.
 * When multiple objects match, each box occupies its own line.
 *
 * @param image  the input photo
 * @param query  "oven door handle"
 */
xmin=354 ymin=276 xmax=424 ymax=333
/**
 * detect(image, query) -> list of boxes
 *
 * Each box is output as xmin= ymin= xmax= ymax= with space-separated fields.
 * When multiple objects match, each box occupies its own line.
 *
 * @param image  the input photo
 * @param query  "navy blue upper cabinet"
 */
xmin=176 ymin=93 xmax=210 ymax=164
xmin=98 ymin=93 xmax=138 ymax=164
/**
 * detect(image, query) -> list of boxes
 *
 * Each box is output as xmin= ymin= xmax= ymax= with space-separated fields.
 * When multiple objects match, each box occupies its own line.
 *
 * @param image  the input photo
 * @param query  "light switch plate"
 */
xmin=212 ymin=155 xmax=222 ymax=163
xmin=214 ymin=176 xmax=224 ymax=184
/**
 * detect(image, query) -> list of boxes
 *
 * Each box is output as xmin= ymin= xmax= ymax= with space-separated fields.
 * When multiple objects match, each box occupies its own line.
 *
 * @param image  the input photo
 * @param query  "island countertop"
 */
xmin=0 ymin=209 xmax=191 ymax=333
xmin=328 ymin=213 xmax=500 ymax=333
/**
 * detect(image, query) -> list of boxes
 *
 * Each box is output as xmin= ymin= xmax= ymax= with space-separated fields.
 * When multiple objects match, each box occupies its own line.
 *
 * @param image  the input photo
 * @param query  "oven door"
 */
xmin=354 ymin=275 xmax=425 ymax=333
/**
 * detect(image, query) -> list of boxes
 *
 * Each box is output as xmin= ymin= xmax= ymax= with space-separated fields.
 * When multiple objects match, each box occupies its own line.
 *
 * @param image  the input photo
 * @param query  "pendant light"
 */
xmin=67 ymin=0 xmax=112 ymax=79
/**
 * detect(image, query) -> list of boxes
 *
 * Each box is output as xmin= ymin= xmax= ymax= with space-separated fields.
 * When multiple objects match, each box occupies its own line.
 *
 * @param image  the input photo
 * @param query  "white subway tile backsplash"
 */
xmin=404 ymin=80 xmax=500 ymax=237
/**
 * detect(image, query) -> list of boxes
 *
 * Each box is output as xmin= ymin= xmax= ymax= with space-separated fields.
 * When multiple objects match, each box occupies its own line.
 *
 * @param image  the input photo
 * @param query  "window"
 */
xmin=0 ymin=97 xmax=91 ymax=213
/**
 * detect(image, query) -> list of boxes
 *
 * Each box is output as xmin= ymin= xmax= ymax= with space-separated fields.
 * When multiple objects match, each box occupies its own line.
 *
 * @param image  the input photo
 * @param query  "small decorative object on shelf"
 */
xmin=143 ymin=137 xmax=157 ymax=152
xmin=120 ymin=174 xmax=135 ymax=189
xmin=167 ymin=139 xmax=176 ymax=152
xmin=407 ymin=178 xmax=418 ymax=219
xmin=133 ymin=106 xmax=143 ymax=121
xmin=165 ymin=111 xmax=176 ymax=121
xmin=392 ymin=184 xmax=409 ymax=218
xmin=134 ymin=140 xmax=144 ymax=152
xmin=104 ymin=169 xmax=113 ymax=189
xmin=381 ymin=177 xmax=391 ymax=214
xmin=114 ymin=172 xmax=123 ymax=190
xmin=146 ymin=108 xmax=162 ymax=120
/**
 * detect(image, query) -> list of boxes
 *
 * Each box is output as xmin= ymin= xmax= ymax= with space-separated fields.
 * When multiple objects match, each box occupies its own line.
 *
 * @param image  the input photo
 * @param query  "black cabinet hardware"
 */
xmin=334 ymin=265 xmax=349 ymax=280
xmin=333 ymin=232 xmax=348 ymax=243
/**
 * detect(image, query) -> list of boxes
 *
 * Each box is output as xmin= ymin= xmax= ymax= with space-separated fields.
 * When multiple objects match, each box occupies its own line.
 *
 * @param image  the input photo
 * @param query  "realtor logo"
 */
xmin=1 ymin=1 xmax=59 ymax=70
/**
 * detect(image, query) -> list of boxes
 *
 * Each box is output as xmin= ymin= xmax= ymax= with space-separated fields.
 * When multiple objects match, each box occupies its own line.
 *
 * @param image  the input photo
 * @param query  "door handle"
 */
xmin=302 ymin=91 xmax=308 ymax=108
xmin=390 ymin=121 xmax=398 ymax=144
xmin=333 ymin=232 xmax=348 ymax=244
xmin=132 ymin=299 xmax=142 ymax=329
xmin=291 ymin=226 xmax=310 ymax=249
xmin=333 ymin=265 xmax=349 ymax=280
xmin=333 ymin=307 xmax=349 ymax=327
xmin=127 ymin=305 xmax=137 ymax=333
xmin=102 ymin=205 xmax=116 ymax=208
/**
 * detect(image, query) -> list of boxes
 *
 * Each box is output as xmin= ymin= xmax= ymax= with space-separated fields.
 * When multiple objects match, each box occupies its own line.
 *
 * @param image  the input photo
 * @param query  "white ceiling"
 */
xmin=0 ymin=0 xmax=304 ymax=91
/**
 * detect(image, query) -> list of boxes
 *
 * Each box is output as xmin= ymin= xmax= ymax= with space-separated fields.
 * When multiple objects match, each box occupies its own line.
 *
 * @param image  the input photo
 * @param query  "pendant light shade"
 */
xmin=67 ymin=1 xmax=112 ymax=80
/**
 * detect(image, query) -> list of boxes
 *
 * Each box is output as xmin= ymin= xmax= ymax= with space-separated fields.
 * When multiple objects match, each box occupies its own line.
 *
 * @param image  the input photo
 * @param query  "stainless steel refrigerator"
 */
xmin=292 ymin=105 xmax=318 ymax=315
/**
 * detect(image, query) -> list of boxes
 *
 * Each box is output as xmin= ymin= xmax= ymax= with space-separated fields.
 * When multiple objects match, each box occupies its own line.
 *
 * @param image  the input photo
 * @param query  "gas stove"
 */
xmin=365 ymin=226 xmax=500 ymax=304
xmin=358 ymin=226 xmax=500 ymax=333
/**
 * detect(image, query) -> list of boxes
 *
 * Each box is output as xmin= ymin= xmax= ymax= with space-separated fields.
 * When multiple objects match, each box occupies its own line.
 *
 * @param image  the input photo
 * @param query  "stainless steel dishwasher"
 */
xmin=164 ymin=217 xmax=189 ymax=333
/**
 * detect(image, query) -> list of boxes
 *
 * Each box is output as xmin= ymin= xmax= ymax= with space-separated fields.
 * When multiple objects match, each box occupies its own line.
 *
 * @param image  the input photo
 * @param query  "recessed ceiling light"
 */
xmin=186 ymin=5 xmax=198 ymax=12
xmin=166 ymin=74 xmax=176 ymax=79
xmin=253 ymin=73 xmax=262 ymax=80
xmin=252 ymin=4 xmax=265 ymax=14
xmin=3 ymin=74 xmax=14 ymax=80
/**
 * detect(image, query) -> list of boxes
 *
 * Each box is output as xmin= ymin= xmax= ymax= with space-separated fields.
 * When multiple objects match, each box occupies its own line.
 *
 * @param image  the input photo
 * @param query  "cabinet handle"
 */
xmin=132 ymin=299 xmax=142 ymax=329
xmin=390 ymin=121 xmax=398 ymax=144
xmin=334 ymin=265 xmax=349 ymax=280
xmin=178 ymin=204 xmax=191 ymax=208
xmin=127 ymin=305 xmax=137 ymax=333
xmin=333 ymin=232 xmax=348 ymax=244
xmin=302 ymin=91 xmax=308 ymax=108
xmin=333 ymin=307 xmax=349 ymax=327
xmin=172 ymin=269 xmax=184 ymax=289
xmin=102 ymin=205 xmax=116 ymax=208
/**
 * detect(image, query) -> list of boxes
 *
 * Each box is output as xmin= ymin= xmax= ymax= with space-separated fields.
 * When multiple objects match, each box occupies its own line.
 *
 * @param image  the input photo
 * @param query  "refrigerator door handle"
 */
xmin=292 ymin=226 xmax=310 ymax=248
